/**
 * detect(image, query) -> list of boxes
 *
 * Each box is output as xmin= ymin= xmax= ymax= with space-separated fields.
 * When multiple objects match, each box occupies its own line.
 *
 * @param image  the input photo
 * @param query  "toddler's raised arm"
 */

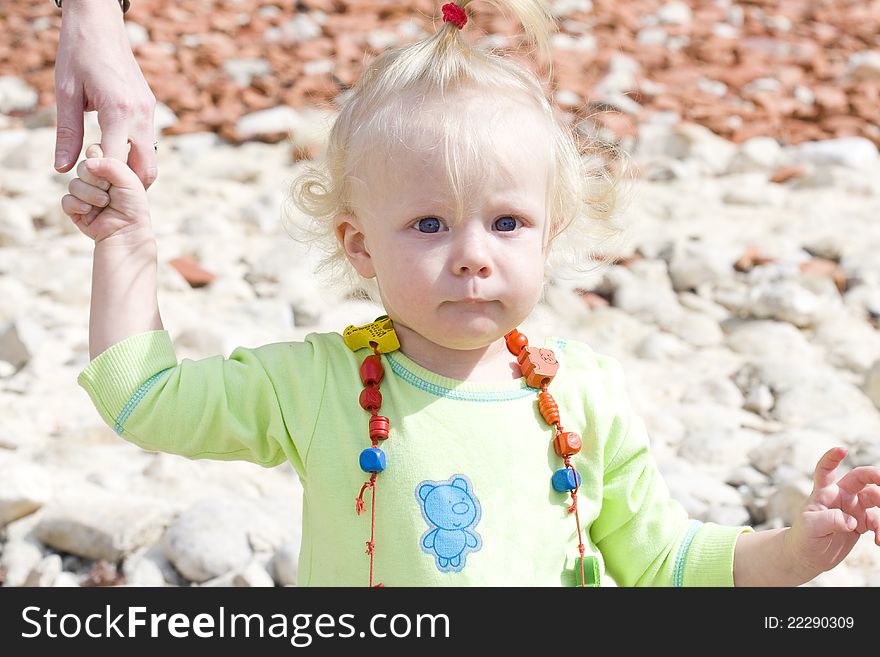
xmin=62 ymin=144 xmax=163 ymax=360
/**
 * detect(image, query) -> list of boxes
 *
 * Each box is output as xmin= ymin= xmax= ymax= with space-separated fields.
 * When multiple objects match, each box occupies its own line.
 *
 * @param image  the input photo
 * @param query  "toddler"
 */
xmin=64 ymin=0 xmax=879 ymax=586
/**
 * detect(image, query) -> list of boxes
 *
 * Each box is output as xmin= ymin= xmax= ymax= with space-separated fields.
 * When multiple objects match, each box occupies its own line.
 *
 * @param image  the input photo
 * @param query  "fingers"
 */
xmin=61 ymin=193 xmax=96 ymax=218
xmin=803 ymin=508 xmax=858 ymax=536
xmin=812 ymin=446 xmax=848 ymax=492
xmin=81 ymin=154 xmax=141 ymax=190
xmin=54 ymin=89 xmax=85 ymax=172
xmin=858 ymin=486 xmax=880 ymax=510
xmin=97 ymin=110 xmax=132 ymax=164
xmin=867 ymin=509 xmax=880 ymax=546
xmin=126 ymin=127 xmax=159 ymax=190
xmin=67 ymin=178 xmax=110 ymax=209
xmin=837 ymin=466 xmax=880 ymax=494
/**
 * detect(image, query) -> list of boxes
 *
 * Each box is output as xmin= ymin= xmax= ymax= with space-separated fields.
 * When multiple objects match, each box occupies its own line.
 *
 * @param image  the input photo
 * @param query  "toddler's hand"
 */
xmin=785 ymin=447 xmax=880 ymax=576
xmin=61 ymin=144 xmax=153 ymax=243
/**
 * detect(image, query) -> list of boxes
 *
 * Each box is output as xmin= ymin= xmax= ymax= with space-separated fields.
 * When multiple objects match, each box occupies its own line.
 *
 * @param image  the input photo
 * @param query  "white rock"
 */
xmin=666 ymin=239 xmax=734 ymax=291
xmin=604 ymin=260 xmax=682 ymax=325
xmin=748 ymin=430 xmax=842 ymax=477
xmin=122 ymin=544 xmax=184 ymax=587
xmin=677 ymin=427 xmax=762 ymax=470
xmin=125 ymin=21 xmax=150 ymax=47
xmin=866 ymin=359 xmax=880 ymax=409
xmin=0 ymin=198 xmax=35 ymax=247
xmin=272 ymin=539 xmax=299 ymax=586
xmin=162 ymin=496 xmax=284 ymax=583
xmin=34 ymin=494 xmax=169 ymax=562
xmin=795 ymin=137 xmax=879 ymax=170
xmin=658 ymin=2 xmax=692 ymax=24
xmin=847 ymin=50 xmax=880 ymax=82
xmin=23 ymin=554 xmax=62 ymax=587
xmin=0 ymin=537 xmax=45 ymax=587
xmin=657 ymin=309 xmax=724 ymax=348
xmin=634 ymin=330 xmax=690 ymax=360
xmin=668 ymin=123 xmax=738 ymax=175
xmin=743 ymin=382 xmax=774 ymax=414
xmin=0 ymin=320 xmax=32 ymax=372
xmin=722 ymin=175 xmax=785 ymax=206
xmin=551 ymin=33 xmax=596 ymax=52
xmin=551 ymin=0 xmax=592 ymax=17
xmin=0 ymin=76 xmax=38 ymax=114
xmin=810 ymin=313 xmax=880 ymax=374
xmin=235 ymin=106 xmax=301 ymax=140
xmin=0 ymin=461 xmax=52 ymax=527
xmin=223 ymin=58 xmax=272 ymax=88
xmin=232 ymin=560 xmax=276 ymax=587
xmin=726 ymin=136 xmax=783 ymax=173
xmin=765 ymin=476 xmax=812 ymax=526
xmin=724 ymin=318 xmax=818 ymax=359
xmin=771 ymin=377 xmax=876 ymax=426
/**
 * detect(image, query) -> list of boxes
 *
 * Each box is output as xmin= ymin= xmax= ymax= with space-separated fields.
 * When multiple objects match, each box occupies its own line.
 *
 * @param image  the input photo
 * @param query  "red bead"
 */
xmin=369 ymin=415 xmax=390 ymax=441
xmin=517 ymin=346 xmax=559 ymax=388
xmin=360 ymin=354 xmax=384 ymax=386
xmin=554 ymin=431 xmax=582 ymax=457
xmin=538 ymin=390 xmax=559 ymax=425
xmin=359 ymin=387 xmax=382 ymax=412
xmin=504 ymin=329 xmax=529 ymax=356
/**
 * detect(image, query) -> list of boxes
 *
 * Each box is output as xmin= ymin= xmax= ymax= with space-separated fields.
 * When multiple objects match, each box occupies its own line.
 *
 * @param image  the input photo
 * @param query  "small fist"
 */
xmin=62 ymin=143 xmax=152 ymax=243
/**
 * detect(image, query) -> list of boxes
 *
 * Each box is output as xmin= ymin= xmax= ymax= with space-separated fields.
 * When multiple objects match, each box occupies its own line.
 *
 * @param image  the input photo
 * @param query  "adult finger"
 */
xmin=97 ymin=106 xmax=132 ymax=164
xmin=54 ymin=88 xmax=85 ymax=172
xmin=837 ymin=466 xmax=880 ymax=494
xmin=127 ymin=126 xmax=159 ymax=190
xmin=812 ymin=446 xmax=848 ymax=492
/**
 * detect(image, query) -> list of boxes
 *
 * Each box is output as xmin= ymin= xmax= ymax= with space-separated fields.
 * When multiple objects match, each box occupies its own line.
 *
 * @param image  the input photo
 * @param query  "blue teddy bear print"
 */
xmin=416 ymin=474 xmax=482 ymax=573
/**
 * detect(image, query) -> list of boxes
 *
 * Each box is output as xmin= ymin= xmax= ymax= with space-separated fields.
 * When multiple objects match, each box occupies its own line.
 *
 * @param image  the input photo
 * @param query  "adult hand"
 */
xmin=54 ymin=0 xmax=158 ymax=189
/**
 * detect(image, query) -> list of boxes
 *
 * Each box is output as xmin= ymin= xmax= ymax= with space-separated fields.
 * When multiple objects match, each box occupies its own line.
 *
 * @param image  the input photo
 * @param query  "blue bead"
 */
xmin=551 ymin=468 xmax=581 ymax=492
xmin=359 ymin=447 xmax=386 ymax=473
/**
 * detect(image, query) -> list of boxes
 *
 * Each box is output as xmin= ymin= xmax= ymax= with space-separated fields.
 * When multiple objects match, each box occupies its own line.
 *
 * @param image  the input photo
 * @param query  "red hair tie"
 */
xmin=442 ymin=2 xmax=468 ymax=29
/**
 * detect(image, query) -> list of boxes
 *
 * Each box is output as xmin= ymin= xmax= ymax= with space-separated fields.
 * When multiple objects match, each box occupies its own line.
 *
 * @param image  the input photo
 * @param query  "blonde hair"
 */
xmin=284 ymin=0 xmax=633 ymax=295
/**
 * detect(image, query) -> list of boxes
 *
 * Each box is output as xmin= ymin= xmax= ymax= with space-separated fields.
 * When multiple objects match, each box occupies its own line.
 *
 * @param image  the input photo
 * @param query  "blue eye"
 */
xmin=494 ymin=216 xmax=519 ymax=232
xmin=415 ymin=217 xmax=442 ymax=233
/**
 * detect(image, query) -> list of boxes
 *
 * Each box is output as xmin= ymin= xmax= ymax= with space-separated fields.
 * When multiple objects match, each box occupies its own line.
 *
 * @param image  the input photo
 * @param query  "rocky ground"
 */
xmin=1 ymin=1 xmax=880 ymax=587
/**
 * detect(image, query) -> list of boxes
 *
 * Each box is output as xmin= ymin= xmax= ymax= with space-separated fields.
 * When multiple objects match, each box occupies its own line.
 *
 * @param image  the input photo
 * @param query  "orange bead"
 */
xmin=504 ymin=329 xmax=529 ymax=356
xmin=554 ymin=431 xmax=582 ymax=457
xmin=538 ymin=390 xmax=559 ymax=425
xmin=359 ymin=387 xmax=382 ymax=412
xmin=517 ymin=346 xmax=559 ymax=388
xmin=369 ymin=415 xmax=390 ymax=441
xmin=360 ymin=354 xmax=384 ymax=386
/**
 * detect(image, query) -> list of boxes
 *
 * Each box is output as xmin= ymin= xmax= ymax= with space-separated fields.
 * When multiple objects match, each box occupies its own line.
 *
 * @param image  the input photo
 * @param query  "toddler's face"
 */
xmin=339 ymin=91 xmax=553 ymax=351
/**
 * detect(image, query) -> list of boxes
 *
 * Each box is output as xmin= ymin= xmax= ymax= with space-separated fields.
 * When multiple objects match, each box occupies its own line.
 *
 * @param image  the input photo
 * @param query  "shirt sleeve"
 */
xmin=588 ymin=354 xmax=753 ymax=586
xmin=77 ymin=330 xmax=326 ymax=479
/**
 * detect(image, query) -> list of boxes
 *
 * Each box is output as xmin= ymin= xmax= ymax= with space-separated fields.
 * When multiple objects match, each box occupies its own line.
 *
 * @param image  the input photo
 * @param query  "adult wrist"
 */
xmin=54 ymin=0 xmax=131 ymax=14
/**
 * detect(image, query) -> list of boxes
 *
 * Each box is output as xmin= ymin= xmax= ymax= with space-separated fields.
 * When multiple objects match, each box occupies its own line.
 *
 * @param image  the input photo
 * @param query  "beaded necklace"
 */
xmin=343 ymin=316 xmax=591 ymax=587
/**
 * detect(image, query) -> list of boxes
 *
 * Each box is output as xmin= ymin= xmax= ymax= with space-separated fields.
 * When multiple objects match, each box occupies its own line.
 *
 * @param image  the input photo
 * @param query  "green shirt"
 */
xmin=78 ymin=330 xmax=752 ymax=586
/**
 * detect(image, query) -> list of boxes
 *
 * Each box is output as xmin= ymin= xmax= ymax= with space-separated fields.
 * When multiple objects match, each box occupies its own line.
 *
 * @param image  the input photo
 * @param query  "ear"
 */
xmin=335 ymin=213 xmax=376 ymax=279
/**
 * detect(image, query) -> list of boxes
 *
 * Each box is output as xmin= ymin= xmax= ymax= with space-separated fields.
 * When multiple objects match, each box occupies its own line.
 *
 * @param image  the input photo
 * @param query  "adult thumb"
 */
xmin=55 ymin=93 xmax=85 ymax=172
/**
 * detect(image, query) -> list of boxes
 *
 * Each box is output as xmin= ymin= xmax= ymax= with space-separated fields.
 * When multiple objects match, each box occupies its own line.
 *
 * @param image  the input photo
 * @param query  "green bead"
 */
xmin=571 ymin=555 xmax=600 ymax=587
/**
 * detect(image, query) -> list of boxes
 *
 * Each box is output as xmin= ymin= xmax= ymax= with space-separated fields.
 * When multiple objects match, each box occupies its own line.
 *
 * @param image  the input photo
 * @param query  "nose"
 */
xmin=452 ymin=502 xmax=470 ymax=515
xmin=450 ymin=224 xmax=492 ymax=277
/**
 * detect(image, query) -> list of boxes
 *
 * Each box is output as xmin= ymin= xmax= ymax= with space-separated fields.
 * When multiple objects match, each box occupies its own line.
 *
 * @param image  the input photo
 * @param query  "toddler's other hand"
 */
xmin=61 ymin=144 xmax=153 ymax=244
xmin=786 ymin=447 xmax=880 ymax=576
